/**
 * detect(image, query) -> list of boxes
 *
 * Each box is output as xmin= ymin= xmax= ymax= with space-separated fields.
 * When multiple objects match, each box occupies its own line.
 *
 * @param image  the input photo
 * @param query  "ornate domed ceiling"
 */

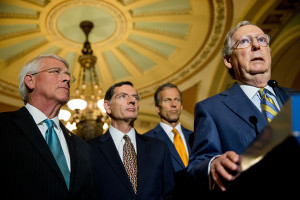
xmin=0 ymin=0 xmax=227 ymax=95
xmin=0 ymin=0 xmax=299 ymax=132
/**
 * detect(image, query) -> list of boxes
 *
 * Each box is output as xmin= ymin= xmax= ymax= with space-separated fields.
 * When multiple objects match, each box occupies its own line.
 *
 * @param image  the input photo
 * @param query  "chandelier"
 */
xmin=59 ymin=21 xmax=110 ymax=141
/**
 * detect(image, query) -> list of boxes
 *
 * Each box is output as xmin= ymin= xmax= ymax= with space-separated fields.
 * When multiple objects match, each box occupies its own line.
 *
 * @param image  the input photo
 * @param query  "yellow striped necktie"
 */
xmin=259 ymin=88 xmax=279 ymax=122
xmin=172 ymin=128 xmax=188 ymax=167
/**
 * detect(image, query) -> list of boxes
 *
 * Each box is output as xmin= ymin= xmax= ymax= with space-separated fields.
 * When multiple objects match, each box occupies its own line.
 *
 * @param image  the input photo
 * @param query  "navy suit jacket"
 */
xmin=144 ymin=124 xmax=193 ymax=173
xmin=144 ymin=124 xmax=195 ymax=199
xmin=88 ymin=130 xmax=175 ymax=200
xmin=188 ymin=83 xmax=291 ymax=190
xmin=0 ymin=107 xmax=97 ymax=200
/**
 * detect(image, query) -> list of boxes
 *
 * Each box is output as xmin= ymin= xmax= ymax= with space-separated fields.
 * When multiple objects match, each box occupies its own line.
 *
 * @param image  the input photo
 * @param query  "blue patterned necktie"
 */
xmin=44 ymin=119 xmax=70 ymax=189
xmin=259 ymin=88 xmax=279 ymax=122
xmin=123 ymin=135 xmax=138 ymax=194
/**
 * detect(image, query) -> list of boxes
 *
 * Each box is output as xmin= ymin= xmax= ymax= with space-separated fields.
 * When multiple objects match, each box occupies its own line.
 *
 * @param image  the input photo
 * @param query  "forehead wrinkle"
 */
xmin=232 ymin=25 xmax=264 ymax=42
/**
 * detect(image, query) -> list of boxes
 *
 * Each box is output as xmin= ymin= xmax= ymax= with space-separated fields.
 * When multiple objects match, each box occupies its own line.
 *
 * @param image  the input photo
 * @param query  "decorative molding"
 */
xmin=23 ymin=0 xmax=50 ymax=7
xmin=255 ymin=0 xmax=300 ymax=39
xmin=0 ymin=28 xmax=40 ymax=41
xmin=0 ymin=79 xmax=19 ymax=98
xmin=5 ymin=39 xmax=48 ymax=65
xmin=133 ymin=25 xmax=186 ymax=39
xmin=127 ymin=37 xmax=171 ymax=58
xmin=46 ymin=0 xmax=127 ymax=49
xmin=138 ymin=0 xmax=228 ymax=98
xmin=0 ymin=12 xmax=39 ymax=19
xmin=131 ymin=8 xmax=191 ymax=17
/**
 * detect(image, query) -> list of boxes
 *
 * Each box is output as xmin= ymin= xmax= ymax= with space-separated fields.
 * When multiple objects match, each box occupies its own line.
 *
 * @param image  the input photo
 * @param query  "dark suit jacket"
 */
xmin=187 ymin=83 xmax=291 ymax=190
xmin=0 ymin=107 xmax=97 ymax=200
xmin=144 ymin=124 xmax=193 ymax=173
xmin=144 ymin=124 xmax=195 ymax=199
xmin=88 ymin=130 xmax=175 ymax=200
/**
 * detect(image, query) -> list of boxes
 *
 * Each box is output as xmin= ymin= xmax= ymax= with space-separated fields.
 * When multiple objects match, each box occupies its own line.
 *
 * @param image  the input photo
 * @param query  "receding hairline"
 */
xmin=232 ymin=24 xmax=265 ymax=39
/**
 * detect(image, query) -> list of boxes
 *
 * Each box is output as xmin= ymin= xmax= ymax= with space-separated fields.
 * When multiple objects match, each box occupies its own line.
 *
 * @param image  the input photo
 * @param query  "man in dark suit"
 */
xmin=188 ymin=21 xmax=292 ymax=192
xmin=0 ymin=54 xmax=96 ymax=199
xmin=144 ymin=83 xmax=194 ymax=199
xmin=88 ymin=81 xmax=175 ymax=200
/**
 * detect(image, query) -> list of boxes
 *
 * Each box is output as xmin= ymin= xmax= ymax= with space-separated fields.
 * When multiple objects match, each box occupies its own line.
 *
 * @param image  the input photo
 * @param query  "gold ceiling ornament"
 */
xmin=45 ymin=0 xmax=127 ymax=49
xmin=59 ymin=20 xmax=110 ymax=141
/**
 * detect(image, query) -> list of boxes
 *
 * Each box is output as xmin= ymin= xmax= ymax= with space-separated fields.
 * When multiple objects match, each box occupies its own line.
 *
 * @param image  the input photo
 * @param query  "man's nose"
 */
xmin=128 ymin=96 xmax=136 ymax=104
xmin=251 ymin=38 xmax=261 ymax=50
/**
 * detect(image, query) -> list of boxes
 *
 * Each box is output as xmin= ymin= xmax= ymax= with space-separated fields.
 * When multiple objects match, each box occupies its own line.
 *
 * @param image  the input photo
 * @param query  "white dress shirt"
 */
xmin=159 ymin=122 xmax=189 ymax=157
xmin=109 ymin=125 xmax=137 ymax=162
xmin=239 ymin=84 xmax=281 ymax=112
xmin=25 ymin=103 xmax=71 ymax=171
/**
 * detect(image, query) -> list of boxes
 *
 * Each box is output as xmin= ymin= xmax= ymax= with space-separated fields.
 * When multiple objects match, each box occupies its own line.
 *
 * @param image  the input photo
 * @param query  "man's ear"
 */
xmin=104 ymin=100 xmax=111 ymax=115
xmin=223 ymin=56 xmax=232 ymax=70
xmin=24 ymin=74 xmax=35 ymax=90
xmin=155 ymin=106 xmax=160 ymax=114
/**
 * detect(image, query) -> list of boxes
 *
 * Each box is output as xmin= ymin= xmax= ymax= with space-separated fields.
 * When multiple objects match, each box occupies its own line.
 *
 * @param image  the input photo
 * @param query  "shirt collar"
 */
xmin=25 ymin=103 xmax=60 ymax=128
xmin=238 ymin=83 xmax=276 ymax=100
xmin=109 ymin=125 xmax=136 ymax=142
xmin=160 ymin=121 xmax=182 ymax=133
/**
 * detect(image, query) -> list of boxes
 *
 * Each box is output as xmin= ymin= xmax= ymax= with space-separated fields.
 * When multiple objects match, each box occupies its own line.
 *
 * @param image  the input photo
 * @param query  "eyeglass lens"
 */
xmin=235 ymin=34 xmax=269 ymax=49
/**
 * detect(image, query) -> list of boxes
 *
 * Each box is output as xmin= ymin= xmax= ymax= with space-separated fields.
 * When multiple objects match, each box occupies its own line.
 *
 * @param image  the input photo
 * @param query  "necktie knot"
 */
xmin=44 ymin=119 xmax=54 ymax=129
xmin=259 ymin=88 xmax=267 ymax=98
xmin=123 ymin=135 xmax=131 ymax=142
xmin=171 ymin=128 xmax=179 ymax=135
xmin=259 ymin=88 xmax=279 ymax=122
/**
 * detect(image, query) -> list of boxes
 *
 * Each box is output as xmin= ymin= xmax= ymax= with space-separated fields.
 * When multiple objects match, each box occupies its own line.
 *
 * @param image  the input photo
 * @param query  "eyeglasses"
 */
xmin=31 ymin=67 xmax=76 ymax=83
xmin=232 ymin=34 xmax=270 ymax=50
xmin=114 ymin=93 xmax=140 ymax=102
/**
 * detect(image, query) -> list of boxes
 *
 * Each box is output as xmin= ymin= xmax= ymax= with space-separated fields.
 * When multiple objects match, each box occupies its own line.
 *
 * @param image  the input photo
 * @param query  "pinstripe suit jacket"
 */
xmin=0 ymin=107 xmax=97 ymax=200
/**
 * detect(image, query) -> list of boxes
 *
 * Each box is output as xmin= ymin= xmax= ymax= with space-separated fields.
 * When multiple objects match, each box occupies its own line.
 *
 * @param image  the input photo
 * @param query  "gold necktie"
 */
xmin=172 ymin=128 xmax=188 ymax=167
xmin=123 ymin=135 xmax=138 ymax=194
xmin=259 ymin=88 xmax=279 ymax=122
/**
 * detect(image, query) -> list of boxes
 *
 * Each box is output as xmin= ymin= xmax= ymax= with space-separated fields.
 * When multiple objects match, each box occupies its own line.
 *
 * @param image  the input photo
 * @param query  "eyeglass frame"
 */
xmin=30 ymin=67 xmax=76 ymax=83
xmin=113 ymin=92 xmax=141 ymax=102
xmin=232 ymin=34 xmax=270 ymax=50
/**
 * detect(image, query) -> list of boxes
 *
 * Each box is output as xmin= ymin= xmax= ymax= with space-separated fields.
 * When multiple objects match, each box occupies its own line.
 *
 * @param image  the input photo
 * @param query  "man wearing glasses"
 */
xmin=0 ymin=54 xmax=97 ymax=199
xmin=188 ymin=21 xmax=293 ymax=192
xmin=88 ymin=81 xmax=175 ymax=200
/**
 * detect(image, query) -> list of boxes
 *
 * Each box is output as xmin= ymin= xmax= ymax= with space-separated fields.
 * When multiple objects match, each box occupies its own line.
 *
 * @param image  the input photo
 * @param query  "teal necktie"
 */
xmin=44 ymin=119 xmax=70 ymax=189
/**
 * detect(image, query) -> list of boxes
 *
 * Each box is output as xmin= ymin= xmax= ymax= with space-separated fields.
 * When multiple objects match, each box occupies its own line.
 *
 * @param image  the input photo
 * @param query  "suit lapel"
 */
xmin=98 ymin=131 xmax=136 ymax=197
xmin=274 ymin=86 xmax=290 ymax=106
xmin=12 ymin=107 xmax=67 ymax=185
xmin=136 ymin=132 xmax=149 ymax=198
xmin=153 ymin=125 xmax=185 ymax=168
xmin=222 ymin=83 xmax=268 ymax=133
xmin=181 ymin=127 xmax=193 ymax=154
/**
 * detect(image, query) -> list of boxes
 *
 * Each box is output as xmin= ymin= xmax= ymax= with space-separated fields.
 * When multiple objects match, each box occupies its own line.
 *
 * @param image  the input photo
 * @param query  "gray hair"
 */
xmin=222 ymin=21 xmax=256 ymax=79
xmin=222 ymin=20 xmax=255 ymax=59
xmin=19 ymin=54 xmax=69 ymax=104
